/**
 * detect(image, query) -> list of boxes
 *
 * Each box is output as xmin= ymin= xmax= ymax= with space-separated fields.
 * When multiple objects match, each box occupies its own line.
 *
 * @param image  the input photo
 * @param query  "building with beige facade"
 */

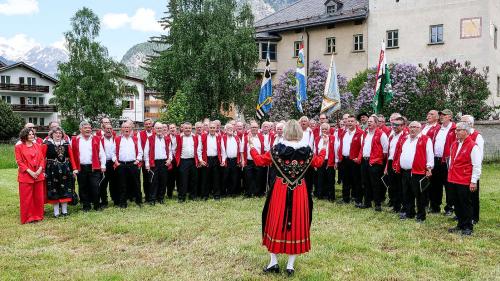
xmin=255 ymin=0 xmax=500 ymax=105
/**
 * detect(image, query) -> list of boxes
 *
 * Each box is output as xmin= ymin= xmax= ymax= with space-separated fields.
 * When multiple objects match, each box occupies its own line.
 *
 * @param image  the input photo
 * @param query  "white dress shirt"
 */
xmin=315 ymin=136 xmax=329 ymax=160
xmin=169 ymin=134 xmax=177 ymax=154
xmin=118 ymin=136 xmax=142 ymax=162
xmin=300 ymin=128 xmax=314 ymax=148
xmin=243 ymin=135 xmax=262 ymax=160
xmin=102 ymin=136 xmax=116 ymax=162
xmin=421 ymin=123 xmax=437 ymax=136
xmin=206 ymin=134 xmax=219 ymax=157
xmin=181 ymin=134 xmax=202 ymax=161
xmin=452 ymin=140 xmax=482 ymax=183
xmin=400 ymin=134 xmax=434 ymax=170
xmin=262 ymin=133 xmax=271 ymax=152
xmin=143 ymin=136 xmax=172 ymax=169
xmin=388 ymin=131 xmax=402 ymax=160
xmin=361 ymin=130 xmax=389 ymax=158
xmin=79 ymin=136 xmax=106 ymax=169
xmin=434 ymin=122 xmax=452 ymax=157
xmin=273 ymin=136 xmax=284 ymax=146
xmin=222 ymin=136 xmax=238 ymax=160
xmin=341 ymin=129 xmax=356 ymax=157
xmin=471 ymin=129 xmax=485 ymax=160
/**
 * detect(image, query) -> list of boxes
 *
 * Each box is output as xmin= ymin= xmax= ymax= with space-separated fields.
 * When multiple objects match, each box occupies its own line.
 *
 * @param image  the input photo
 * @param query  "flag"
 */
xmin=295 ymin=42 xmax=307 ymax=113
xmin=372 ymin=41 xmax=393 ymax=114
xmin=320 ymin=53 xmax=341 ymax=115
xmin=256 ymin=44 xmax=273 ymax=120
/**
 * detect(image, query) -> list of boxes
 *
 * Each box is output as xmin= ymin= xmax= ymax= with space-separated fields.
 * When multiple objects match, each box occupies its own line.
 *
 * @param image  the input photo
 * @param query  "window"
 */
xmin=28 ymin=117 xmax=38 ymax=125
xmin=19 ymin=77 xmax=25 ymax=84
xmin=261 ymin=43 xmax=277 ymax=61
xmin=39 ymin=118 xmax=45 ymax=126
xmin=497 ymin=76 xmax=500 ymax=97
xmin=293 ymin=41 xmax=302 ymax=57
xmin=27 ymin=97 xmax=37 ymax=105
xmin=0 ymin=75 xmax=10 ymax=84
xmin=460 ymin=17 xmax=482 ymax=39
xmin=327 ymin=4 xmax=337 ymax=15
xmin=124 ymin=100 xmax=134 ymax=110
xmin=326 ymin=37 xmax=336 ymax=54
xmin=27 ymin=77 xmax=36 ymax=85
xmin=387 ymin=30 xmax=399 ymax=48
xmin=1 ymin=96 xmax=11 ymax=104
xmin=38 ymin=97 xmax=44 ymax=105
xmin=145 ymin=107 xmax=150 ymax=113
xmin=494 ymin=25 xmax=498 ymax=49
xmin=353 ymin=34 xmax=364 ymax=51
xmin=430 ymin=24 xmax=444 ymax=44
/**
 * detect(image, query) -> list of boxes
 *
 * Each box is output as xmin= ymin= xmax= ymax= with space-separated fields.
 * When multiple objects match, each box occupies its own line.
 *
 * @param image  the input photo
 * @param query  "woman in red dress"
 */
xmin=14 ymin=127 xmax=46 ymax=224
xmin=250 ymin=120 xmax=327 ymax=276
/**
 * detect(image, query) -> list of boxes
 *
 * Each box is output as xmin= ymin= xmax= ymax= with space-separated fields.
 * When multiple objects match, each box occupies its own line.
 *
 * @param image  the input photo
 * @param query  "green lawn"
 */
xmin=0 ymin=144 xmax=16 ymax=169
xmin=0 ymin=165 xmax=498 ymax=281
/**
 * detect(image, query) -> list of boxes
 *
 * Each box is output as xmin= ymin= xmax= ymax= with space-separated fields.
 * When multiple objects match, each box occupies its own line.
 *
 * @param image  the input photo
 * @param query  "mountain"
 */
xmin=245 ymin=0 xmax=275 ymax=20
xmin=264 ymin=0 xmax=299 ymax=11
xmin=121 ymin=42 xmax=169 ymax=80
xmin=0 ymin=46 xmax=68 ymax=77
xmin=0 ymin=55 xmax=15 ymax=66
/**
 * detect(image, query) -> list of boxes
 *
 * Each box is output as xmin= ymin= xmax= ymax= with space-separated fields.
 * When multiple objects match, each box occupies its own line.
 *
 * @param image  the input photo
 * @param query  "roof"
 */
xmin=255 ymin=0 xmax=368 ymax=33
xmin=123 ymin=75 xmax=144 ymax=83
xmin=0 ymin=62 xmax=59 ymax=83
xmin=255 ymin=32 xmax=282 ymax=41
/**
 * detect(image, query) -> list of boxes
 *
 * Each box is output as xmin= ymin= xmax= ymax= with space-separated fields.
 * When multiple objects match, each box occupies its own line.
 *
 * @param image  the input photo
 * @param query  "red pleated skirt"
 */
xmin=262 ymin=178 xmax=311 ymax=255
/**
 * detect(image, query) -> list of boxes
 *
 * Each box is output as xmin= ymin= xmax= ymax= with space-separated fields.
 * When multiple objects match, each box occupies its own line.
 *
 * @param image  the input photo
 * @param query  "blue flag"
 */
xmin=320 ymin=53 xmax=341 ymax=115
xmin=295 ymin=42 xmax=307 ymax=113
xmin=257 ymin=46 xmax=272 ymax=120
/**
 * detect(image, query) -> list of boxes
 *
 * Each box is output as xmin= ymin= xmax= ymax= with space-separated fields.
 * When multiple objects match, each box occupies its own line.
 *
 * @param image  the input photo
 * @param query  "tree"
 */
xmin=146 ymin=0 xmax=259 ymax=121
xmin=159 ymin=90 xmax=192 ymax=125
xmin=53 ymin=7 xmax=129 ymax=124
xmin=0 ymin=100 xmax=23 ymax=140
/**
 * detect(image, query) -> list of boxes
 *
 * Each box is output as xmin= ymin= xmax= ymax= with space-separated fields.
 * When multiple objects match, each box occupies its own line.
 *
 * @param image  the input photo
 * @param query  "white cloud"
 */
xmin=0 ymin=0 xmax=39 ymax=16
xmin=102 ymin=8 xmax=163 ymax=32
xmin=0 ymin=34 xmax=40 ymax=60
xmin=51 ymin=37 xmax=67 ymax=52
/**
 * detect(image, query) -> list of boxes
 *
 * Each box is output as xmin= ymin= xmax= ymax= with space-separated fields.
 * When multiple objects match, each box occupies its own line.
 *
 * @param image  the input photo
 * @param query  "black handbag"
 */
xmin=70 ymin=192 xmax=79 ymax=206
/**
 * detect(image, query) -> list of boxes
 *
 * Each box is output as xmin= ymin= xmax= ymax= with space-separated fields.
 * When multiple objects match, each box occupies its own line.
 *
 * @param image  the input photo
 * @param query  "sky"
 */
xmin=0 ymin=0 xmax=168 ymax=60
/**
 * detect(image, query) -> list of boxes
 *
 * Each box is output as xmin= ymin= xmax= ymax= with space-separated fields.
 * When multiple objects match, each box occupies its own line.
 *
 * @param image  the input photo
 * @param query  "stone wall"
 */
xmin=475 ymin=120 xmax=500 ymax=161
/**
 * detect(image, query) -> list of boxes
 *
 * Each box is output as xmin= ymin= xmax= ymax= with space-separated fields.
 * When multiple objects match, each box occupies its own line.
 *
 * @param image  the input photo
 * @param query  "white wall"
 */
xmin=120 ymin=78 xmax=145 ymax=123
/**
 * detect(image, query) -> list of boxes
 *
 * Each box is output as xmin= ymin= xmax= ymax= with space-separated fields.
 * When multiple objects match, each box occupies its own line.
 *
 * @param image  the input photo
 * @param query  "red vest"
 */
xmin=314 ymin=135 xmax=335 ymax=167
xmin=448 ymin=136 xmax=476 ymax=185
xmin=441 ymin=122 xmax=456 ymax=162
xmin=139 ymin=130 xmax=153 ymax=150
xmin=95 ymin=129 xmax=116 ymax=138
xmin=242 ymin=134 xmax=265 ymax=165
xmin=115 ymin=135 xmax=139 ymax=163
xmin=470 ymin=130 xmax=480 ymax=142
xmin=338 ymin=127 xmax=364 ymax=161
xmin=201 ymin=133 xmax=222 ymax=163
xmin=147 ymin=134 xmax=171 ymax=168
xmin=423 ymin=123 xmax=440 ymax=142
xmin=388 ymin=131 xmax=407 ymax=171
xmin=175 ymin=134 xmax=200 ymax=166
xmin=71 ymin=135 xmax=102 ymax=171
xmin=393 ymin=134 xmax=430 ymax=175
xmin=359 ymin=128 xmax=385 ymax=165
xmin=222 ymin=134 xmax=241 ymax=164
xmin=380 ymin=125 xmax=391 ymax=136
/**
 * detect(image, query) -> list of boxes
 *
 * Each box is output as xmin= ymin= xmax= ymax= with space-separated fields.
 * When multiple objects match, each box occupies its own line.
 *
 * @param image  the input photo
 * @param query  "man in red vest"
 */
xmin=461 ymin=115 xmax=484 ymax=224
xmin=199 ymin=122 xmax=223 ymax=200
xmin=94 ymin=117 xmax=115 ymax=138
xmin=384 ymin=116 xmax=406 ymax=213
xmin=241 ymin=121 xmax=265 ymax=197
xmin=335 ymin=113 xmax=350 ymax=185
xmin=99 ymin=123 xmax=118 ymax=207
xmin=447 ymin=122 xmax=482 ymax=236
xmin=421 ymin=110 xmax=440 ymax=139
xmin=314 ymin=123 xmax=336 ymax=201
xmin=175 ymin=122 xmax=203 ymax=202
xmin=222 ymin=123 xmax=241 ymax=196
xmin=166 ymin=123 xmax=179 ymax=199
xmin=138 ymin=118 xmax=154 ymax=204
xmin=430 ymin=109 xmax=456 ymax=215
xmin=357 ymin=115 xmax=389 ymax=211
xmin=377 ymin=114 xmax=392 ymax=136
xmin=336 ymin=115 xmax=364 ymax=206
xmin=394 ymin=121 xmax=434 ymax=222
xmin=144 ymin=122 xmax=171 ymax=205
xmin=71 ymin=121 xmax=106 ymax=211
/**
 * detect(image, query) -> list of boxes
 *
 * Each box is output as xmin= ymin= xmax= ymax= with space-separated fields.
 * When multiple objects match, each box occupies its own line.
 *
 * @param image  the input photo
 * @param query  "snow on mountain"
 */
xmin=0 ymin=45 xmax=68 ymax=77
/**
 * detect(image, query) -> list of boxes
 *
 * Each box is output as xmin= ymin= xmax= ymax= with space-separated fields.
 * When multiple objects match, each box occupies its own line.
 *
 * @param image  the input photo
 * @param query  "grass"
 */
xmin=0 ymin=144 xmax=16 ymax=169
xmin=0 ymin=165 xmax=499 ymax=281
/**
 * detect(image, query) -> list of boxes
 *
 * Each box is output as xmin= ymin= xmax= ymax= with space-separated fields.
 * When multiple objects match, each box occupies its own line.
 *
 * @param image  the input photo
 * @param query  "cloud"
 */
xmin=51 ymin=37 xmax=68 ymax=52
xmin=0 ymin=0 xmax=39 ymax=16
xmin=102 ymin=8 xmax=163 ymax=32
xmin=0 ymin=34 xmax=40 ymax=60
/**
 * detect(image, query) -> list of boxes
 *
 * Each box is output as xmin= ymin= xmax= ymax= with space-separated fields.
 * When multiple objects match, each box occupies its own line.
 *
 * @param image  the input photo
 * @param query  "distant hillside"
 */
xmin=120 ymin=42 xmax=169 ymax=80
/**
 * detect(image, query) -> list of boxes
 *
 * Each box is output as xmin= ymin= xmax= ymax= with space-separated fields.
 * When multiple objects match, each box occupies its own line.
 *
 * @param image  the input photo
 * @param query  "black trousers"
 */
xmin=401 ymin=170 xmax=426 ymax=220
xmin=224 ymin=158 xmax=239 ymax=196
xmin=341 ymin=158 xmax=362 ymax=203
xmin=201 ymin=156 xmax=221 ymax=199
xmin=117 ymin=162 xmax=141 ymax=206
xmin=178 ymin=158 xmax=198 ymax=201
xmin=166 ymin=160 xmax=178 ymax=198
xmin=449 ymin=183 xmax=474 ymax=230
xmin=361 ymin=159 xmax=384 ymax=207
xmin=77 ymin=164 xmax=101 ymax=210
xmin=472 ymin=180 xmax=480 ymax=222
xmin=429 ymin=158 xmax=451 ymax=212
xmin=315 ymin=161 xmax=335 ymax=200
xmin=244 ymin=160 xmax=262 ymax=196
xmin=142 ymin=164 xmax=152 ymax=202
xmin=387 ymin=160 xmax=403 ymax=212
xmin=337 ymin=159 xmax=344 ymax=184
xmin=151 ymin=159 xmax=168 ymax=202
xmin=305 ymin=169 xmax=315 ymax=195
xmin=99 ymin=160 xmax=118 ymax=206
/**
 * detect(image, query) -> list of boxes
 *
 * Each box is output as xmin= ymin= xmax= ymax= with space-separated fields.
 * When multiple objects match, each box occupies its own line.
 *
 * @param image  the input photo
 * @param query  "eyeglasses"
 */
xmin=391 ymin=123 xmax=402 ymax=127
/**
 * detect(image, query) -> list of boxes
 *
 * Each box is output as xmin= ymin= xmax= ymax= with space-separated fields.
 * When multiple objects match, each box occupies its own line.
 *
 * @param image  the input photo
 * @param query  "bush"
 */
xmin=0 ymin=100 xmax=23 ymax=140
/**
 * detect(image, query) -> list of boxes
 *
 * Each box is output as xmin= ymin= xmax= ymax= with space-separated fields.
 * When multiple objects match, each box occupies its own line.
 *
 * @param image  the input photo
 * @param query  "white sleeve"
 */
xmin=221 ymin=141 xmax=227 ymax=162
xmin=144 ymin=139 xmax=150 ymax=168
xmin=111 ymin=141 xmax=117 ymax=163
xmin=335 ymin=136 xmax=341 ymax=163
xmin=197 ymin=139 xmax=203 ymax=162
xmin=425 ymin=138 xmax=434 ymax=169
xmin=475 ymin=134 xmax=484 ymax=160
xmin=470 ymin=145 xmax=482 ymax=184
xmin=381 ymin=133 xmax=389 ymax=154
xmin=99 ymin=142 xmax=106 ymax=169
xmin=136 ymin=140 xmax=144 ymax=161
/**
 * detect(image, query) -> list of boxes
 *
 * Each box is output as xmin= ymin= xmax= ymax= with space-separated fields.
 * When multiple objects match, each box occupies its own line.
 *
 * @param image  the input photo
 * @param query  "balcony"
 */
xmin=144 ymin=100 xmax=165 ymax=107
xmin=144 ymin=112 xmax=161 ymax=119
xmin=11 ymin=104 xmax=57 ymax=112
xmin=0 ymin=83 xmax=50 ymax=93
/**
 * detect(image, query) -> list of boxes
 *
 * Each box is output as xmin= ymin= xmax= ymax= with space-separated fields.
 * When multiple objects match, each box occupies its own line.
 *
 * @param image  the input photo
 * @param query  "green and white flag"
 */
xmin=372 ymin=42 xmax=393 ymax=114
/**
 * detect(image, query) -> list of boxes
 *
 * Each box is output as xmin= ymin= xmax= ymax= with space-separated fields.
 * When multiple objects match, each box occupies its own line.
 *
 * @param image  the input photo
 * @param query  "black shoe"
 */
xmin=100 ymin=203 xmax=109 ymax=209
xmin=461 ymin=229 xmax=473 ymax=236
xmin=375 ymin=206 xmax=382 ymax=212
xmin=448 ymin=227 xmax=462 ymax=233
xmin=399 ymin=213 xmax=408 ymax=220
xmin=286 ymin=269 xmax=295 ymax=277
xmin=61 ymin=213 xmax=69 ymax=217
xmin=472 ymin=219 xmax=478 ymax=225
xmin=452 ymin=216 xmax=458 ymax=221
xmin=429 ymin=209 xmax=440 ymax=214
xmin=263 ymin=264 xmax=280 ymax=274
xmin=214 ymin=196 xmax=221 ymax=201
xmin=359 ymin=204 xmax=370 ymax=209
xmin=119 ymin=204 xmax=127 ymax=209
xmin=54 ymin=214 xmax=60 ymax=218
xmin=158 ymin=200 xmax=165 ymax=205
xmin=136 ymin=202 xmax=143 ymax=208
xmin=444 ymin=210 xmax=453 ymax=216
xmin=178 ymin=198 xmax=186 ymax=203
xmin=354 ymin=202 xmax=363 ymax=208
xmin=148 ymin=201 xmax=155 ymax=206
xmin=416 ymin=218 xmax=425 ymax=223
xmin=392 ymin=208 xmax=401 ymax=213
